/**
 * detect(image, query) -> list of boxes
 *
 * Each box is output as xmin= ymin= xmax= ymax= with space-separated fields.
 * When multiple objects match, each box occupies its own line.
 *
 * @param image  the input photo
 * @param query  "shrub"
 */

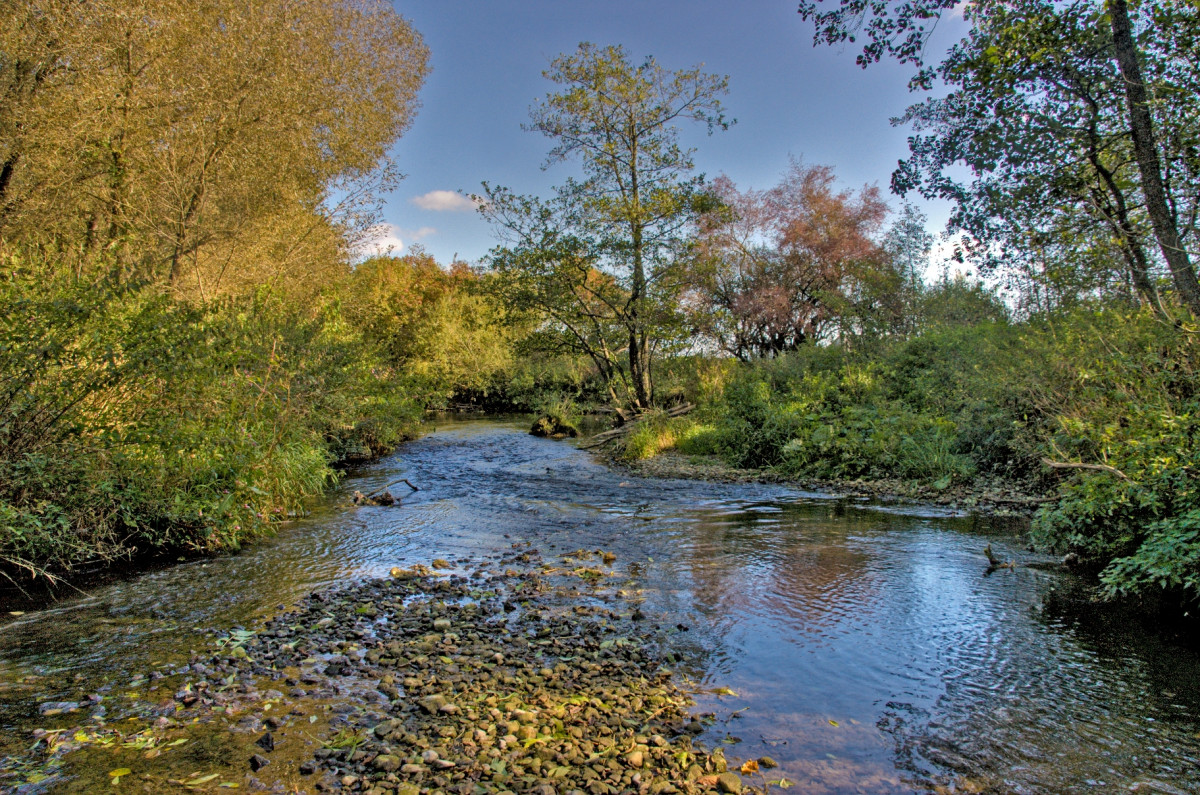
xmin=0 ymin=262 xmax=421 ymax=578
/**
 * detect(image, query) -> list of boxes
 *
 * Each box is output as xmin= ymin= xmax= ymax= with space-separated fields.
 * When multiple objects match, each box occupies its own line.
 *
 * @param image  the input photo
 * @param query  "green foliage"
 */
xmin=712 ymin=362 xmax=976 ymax=483
xmin=340 ymin=253 xmax=518 ymax=406
xmin=481 ymin=42 xmax=731 ymax=409
xmin=670 ymin=298 xmax=1200 ymax=605
xmin=0 ymin=259 xmax=420 ymax=577
xmin=1024 ymin=310 xmax=1200 ymax=603
xmin=621 ymin=416 xmax=716 ymax=461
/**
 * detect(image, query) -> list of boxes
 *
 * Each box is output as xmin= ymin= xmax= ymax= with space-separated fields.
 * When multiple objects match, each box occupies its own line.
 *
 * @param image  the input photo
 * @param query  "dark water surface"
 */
xmin=2 ymin=418 xmax=1198 ymax=793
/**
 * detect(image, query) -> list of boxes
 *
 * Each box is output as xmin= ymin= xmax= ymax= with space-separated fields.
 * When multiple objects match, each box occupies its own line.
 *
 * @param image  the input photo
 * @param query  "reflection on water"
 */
xmin=1 ymin=418 xmax=1198 ymax=794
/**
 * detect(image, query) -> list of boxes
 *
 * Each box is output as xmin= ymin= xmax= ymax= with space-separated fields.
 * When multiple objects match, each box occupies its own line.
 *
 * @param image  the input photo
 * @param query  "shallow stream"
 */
xmin=2 ymin=418 xmax=1198 ymax=793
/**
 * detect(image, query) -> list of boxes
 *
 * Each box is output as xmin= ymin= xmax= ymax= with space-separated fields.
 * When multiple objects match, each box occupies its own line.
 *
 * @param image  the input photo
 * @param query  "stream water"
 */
xmin=1 ymin=417 xmax=1198 ymax=794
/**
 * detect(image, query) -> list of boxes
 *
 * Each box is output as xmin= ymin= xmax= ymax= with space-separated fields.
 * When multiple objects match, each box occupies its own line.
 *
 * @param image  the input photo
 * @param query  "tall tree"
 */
xmin=481 ymin=43 xmax=730 ymax=409
xmin=1107 ymin=0 xmax=1200 ymax=311
xmin=797 ymin=0 xmax=1200 ymax=316
xmin=0 ymin=0 xmax=429 ymax=295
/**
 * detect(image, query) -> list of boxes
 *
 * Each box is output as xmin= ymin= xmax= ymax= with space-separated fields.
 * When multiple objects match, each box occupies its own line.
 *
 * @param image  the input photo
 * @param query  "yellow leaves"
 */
xmin=740 ymin=759 xmax=759 ymax=774
xmin=182 ymin=772 xmax=220 ymax=789
xmin=712 ymin=686 xmax=738 ymax=697
xmin=108 ymin=768 xmax=132 ymax=785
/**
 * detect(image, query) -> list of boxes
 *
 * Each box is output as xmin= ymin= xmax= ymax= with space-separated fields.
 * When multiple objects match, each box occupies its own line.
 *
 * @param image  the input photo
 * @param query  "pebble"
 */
xmin=717 ymin=771 xmax=744 ymax=793
xmin=82 ymin=552 xmax=741 ymax=795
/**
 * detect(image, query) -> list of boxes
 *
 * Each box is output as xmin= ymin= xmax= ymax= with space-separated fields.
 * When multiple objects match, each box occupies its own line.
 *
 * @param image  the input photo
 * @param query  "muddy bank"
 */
xmin=611 ymin=450 xmax=1049 ymax=518
xmin=6 ymin=547 xmax=779 ymax=795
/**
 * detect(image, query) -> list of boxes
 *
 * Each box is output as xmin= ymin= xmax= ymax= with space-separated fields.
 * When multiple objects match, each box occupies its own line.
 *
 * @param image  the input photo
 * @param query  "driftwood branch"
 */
xmin=1041 ymin=458 xmax=1130 ymax=481
xmin=578 ymin=403 xmax=694 ymax=450
xmin=366 ymin=478 xmax=420 ymax=500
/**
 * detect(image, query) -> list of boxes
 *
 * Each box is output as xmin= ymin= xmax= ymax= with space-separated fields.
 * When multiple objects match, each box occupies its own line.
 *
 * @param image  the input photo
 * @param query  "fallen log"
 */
xmin=578 ymin=403 xmax=694 ymax=450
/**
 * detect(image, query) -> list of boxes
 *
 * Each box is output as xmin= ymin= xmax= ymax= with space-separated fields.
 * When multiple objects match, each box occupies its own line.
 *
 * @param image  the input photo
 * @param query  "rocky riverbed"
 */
xmin=7 ymin=545 xmax=779 ymax=794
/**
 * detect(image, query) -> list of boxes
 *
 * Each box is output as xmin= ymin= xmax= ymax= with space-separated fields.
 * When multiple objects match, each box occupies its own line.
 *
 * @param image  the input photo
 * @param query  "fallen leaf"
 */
xmin=740 ymin=760 xmax=759 ymax=774
xmin=187 ymin=773 xmax=220 ymax=786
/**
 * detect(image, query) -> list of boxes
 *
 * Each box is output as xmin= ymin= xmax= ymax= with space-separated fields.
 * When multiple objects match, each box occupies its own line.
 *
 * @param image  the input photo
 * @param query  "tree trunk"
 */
xmin=1109 ymin=0 xmax=1200 ymax=315
xmin=627 ymin=227 xmax=652 ymax=409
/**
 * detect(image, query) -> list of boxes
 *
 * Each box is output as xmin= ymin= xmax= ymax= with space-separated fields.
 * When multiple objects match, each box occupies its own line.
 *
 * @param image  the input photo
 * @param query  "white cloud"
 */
xmin=355 ymin=224 xmax=408 ymax=258
xmin=411 ymin=190 xmax=480 ymax=212
xmin=406 ymin=226 xmax=437 ymax=241
xmin=355 ymin=223 xmax=435 ymax=259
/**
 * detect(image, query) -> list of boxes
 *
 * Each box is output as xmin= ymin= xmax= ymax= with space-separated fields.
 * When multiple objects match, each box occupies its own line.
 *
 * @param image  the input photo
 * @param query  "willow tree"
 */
xmin=0 ymin=0 xmax=429 ymax=296
xmin=481 ymin=43 xmax=730 ymax=409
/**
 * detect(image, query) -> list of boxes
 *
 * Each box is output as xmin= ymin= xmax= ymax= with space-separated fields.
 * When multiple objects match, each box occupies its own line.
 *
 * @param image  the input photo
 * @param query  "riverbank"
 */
xmin=609 ymin=449 xmax=1050 ymax=519
xmin=5 ymin=549 xmax=772 ymax=795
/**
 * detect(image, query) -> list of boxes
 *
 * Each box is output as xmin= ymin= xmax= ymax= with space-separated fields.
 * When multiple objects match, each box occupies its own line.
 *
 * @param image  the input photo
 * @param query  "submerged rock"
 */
xmin=530 ymin=414 xmax=579 ymax=438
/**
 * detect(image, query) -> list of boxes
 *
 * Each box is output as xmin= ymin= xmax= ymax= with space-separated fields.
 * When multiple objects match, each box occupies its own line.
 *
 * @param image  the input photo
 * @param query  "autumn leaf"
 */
xmin=740 ymin=759 xmax=760 ymax=774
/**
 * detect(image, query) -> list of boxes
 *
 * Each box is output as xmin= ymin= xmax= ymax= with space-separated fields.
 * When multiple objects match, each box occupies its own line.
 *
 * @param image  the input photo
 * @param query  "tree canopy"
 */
xmin=1 ymin=0 xmax=429 ymax=295
xmin=481 ymin=43 xmax=731 ymax=409
xmin=798 ymin=0 xmax=1200 ymax=316
xmin=688 ymin=161 xmax=892 ymax=359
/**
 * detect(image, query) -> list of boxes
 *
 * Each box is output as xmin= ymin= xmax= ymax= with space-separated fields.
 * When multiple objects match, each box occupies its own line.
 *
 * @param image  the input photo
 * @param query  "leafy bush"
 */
xmin=687 ymin=301 xmax=1200 ymax=606
xmin=1025 ymin=310 xmax=1200 ymax=604
xmin=0 ymin=261 xmax=420 ymax=579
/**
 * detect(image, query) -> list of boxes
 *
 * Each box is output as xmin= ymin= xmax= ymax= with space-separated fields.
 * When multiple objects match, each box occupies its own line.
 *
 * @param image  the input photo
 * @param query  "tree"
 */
xmin=481 ymin=43 xmax=731 ymax=409
xmin=882 ymin=202 xmax=934 ymax=333
xmin=0 ymin=0 xmax=429 ymax=296
xmin=341 ymin=251 xmax=517 ymax=402
xmin=797 ymin=0 xmax=1200 ymax=316
xmin=687 ymin=161 xmax=891 ymax=360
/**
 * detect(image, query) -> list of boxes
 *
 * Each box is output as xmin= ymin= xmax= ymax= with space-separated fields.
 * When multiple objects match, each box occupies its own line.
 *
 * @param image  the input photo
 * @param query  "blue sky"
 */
xmin=371 ymin=0 xmax=968 ymax=266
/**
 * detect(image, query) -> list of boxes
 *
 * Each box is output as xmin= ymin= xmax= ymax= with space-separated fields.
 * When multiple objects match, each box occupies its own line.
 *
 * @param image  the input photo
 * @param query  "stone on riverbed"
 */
xmin=145 ymin=550 xmax=736 ymax=794
xmin=371 ymin=753 xmax=401 ymax=772
xmin=717 ymin=771 xmax=744 ymax=793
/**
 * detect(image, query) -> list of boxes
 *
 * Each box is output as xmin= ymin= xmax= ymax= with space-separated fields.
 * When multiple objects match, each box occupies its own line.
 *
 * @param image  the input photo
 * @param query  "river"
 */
xmin=1 ymin=417 xmax=1198 ymax=794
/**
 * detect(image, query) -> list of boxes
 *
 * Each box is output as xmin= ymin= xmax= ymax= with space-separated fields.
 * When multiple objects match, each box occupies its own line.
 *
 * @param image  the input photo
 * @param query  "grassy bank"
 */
xmin=0 ymin=263 xmax=423 ymax=584
xmin=613 ymin=306 xmax=1200 ymax=609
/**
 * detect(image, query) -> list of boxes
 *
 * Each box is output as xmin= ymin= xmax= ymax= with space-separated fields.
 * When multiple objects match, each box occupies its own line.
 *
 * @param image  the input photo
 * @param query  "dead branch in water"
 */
xmin=578 ymin=403 xmax=694 ymax=450
xmin=355 ymin=479 xmax=421 ymax=506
